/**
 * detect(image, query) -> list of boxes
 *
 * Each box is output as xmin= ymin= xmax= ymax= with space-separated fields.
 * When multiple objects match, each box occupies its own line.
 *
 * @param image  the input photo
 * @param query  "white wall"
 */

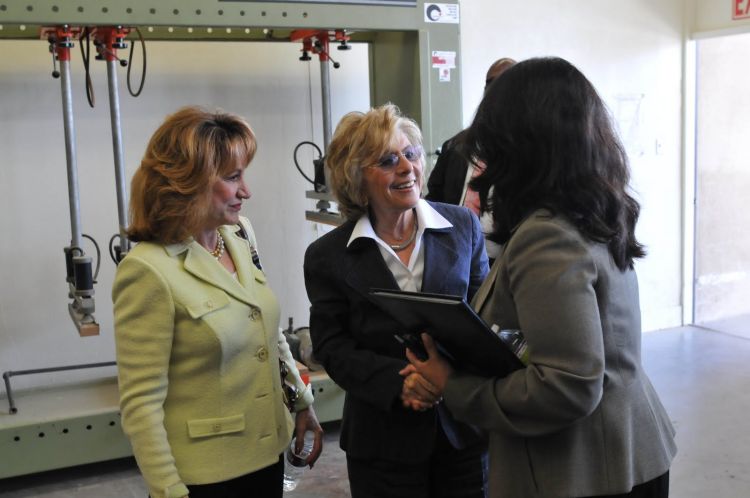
xmin=459 ymin=0 xmax=686 ymax=331
xmin=0 ymin=40 xmax=369 ymax=391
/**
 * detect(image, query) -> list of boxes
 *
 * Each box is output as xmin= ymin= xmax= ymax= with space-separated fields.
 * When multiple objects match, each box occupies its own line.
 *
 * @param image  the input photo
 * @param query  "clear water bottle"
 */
xmin=283 ymin=433 xmax=314 ymax=492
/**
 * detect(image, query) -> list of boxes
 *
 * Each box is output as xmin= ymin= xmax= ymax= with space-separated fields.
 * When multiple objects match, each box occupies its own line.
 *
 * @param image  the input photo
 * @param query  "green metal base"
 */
xmin=0 ymin=377 xmax=131 ymax=479
xmin=0 ymin=373 xmax=344 ymax=479
xmin=308 ymin=370 xmax=346 ymax=424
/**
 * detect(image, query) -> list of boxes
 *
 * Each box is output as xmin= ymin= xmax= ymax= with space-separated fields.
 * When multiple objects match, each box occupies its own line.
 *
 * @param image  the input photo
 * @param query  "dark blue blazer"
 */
xmin=303 ymin=201 xmax=489 ymax=462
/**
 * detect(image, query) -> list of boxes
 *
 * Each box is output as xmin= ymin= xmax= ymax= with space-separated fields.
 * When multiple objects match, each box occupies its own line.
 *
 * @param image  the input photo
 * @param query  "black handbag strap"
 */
xmin=234 ymin=221 xmax=263 ymax=271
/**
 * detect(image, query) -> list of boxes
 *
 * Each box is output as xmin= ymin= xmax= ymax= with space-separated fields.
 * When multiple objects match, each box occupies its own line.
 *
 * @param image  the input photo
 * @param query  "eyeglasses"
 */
xmin=370 ymin=145 xmax=423 ymax=170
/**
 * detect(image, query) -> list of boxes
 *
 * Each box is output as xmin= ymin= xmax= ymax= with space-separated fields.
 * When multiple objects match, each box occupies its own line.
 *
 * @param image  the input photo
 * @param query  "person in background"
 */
xmin=304 ymin=103 xmax=489 ymax=498
xmin=408 ymin=57 xmax=677 ymax=498
xmin=113 ymin=106 xmax=323 ymax=498
xmin=426 ymin=57 xmax=516 ymax=262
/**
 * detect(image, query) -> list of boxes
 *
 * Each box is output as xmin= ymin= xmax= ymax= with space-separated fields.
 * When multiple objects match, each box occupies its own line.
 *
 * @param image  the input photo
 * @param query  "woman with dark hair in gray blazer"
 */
xmin=407 ymin=57 xmax=677 ymax=498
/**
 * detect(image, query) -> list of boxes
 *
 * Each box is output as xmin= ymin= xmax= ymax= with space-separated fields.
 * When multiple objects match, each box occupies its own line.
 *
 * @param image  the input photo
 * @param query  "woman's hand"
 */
xmin=398 ymin=363 xmax=442 ymax=411
xmin=405 ymin=333 xmax=453 ymax=393
xmin=294 ymin=405 xmax=324 ymax=468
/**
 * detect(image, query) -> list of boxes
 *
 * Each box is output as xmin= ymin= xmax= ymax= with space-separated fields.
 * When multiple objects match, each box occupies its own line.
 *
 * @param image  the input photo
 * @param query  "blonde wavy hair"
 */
xmin=326 ymin=103 xmax=424 ymax=221
xmin=127 ymin=106 xmax=256 ymax=244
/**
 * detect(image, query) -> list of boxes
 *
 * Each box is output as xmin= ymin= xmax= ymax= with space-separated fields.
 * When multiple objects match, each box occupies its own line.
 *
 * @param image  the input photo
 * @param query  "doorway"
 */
xmin=694 ymin=32 xmax=750 ymax=338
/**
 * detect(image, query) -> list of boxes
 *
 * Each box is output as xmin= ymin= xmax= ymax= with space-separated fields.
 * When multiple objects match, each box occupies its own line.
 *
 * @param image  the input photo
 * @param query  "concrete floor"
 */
xmin=1 ymin=324 xmax=749 ymax=497
xmin=0 ymin=421 xmax=349 ymax=498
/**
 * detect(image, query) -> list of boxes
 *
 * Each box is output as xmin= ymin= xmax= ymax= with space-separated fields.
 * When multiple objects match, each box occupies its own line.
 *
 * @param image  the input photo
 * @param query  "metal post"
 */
xmin=47 ymin=26 xmax=99 ymax=336
xmin=320 ymin=57 xmax=333 ymax=150
xmin=59 ymin=56 xmax=82 ymax=250
xmin=3 ymin=362 xmax=117 ymax=414
xmin=105 ymin=58 xmax=130 ymax=256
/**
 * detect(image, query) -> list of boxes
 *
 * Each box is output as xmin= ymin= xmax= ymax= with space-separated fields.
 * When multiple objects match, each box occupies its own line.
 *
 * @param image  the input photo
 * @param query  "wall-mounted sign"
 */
xmin=424 ymin=3 xmax=459 ymax=23
xmin=220 ymin=0 xmax=417 ymax=6
xmin=733 ymin=0 xmax=750 ymax=19
xmin=432 ymin=50 xmax=456 ymax=82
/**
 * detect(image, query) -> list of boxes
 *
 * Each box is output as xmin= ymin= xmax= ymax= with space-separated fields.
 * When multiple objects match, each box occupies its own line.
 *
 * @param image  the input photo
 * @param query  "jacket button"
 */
xmin=256 ymin=346 xmax=268 ymax=362
xmin=250 ymin=308 xmax=261 ymax=321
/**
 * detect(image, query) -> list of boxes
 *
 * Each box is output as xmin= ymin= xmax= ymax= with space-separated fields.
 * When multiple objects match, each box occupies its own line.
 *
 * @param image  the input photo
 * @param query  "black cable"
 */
xmin=81 ymin=233 xmax=101 ymax=282
xmin=127 ymin=27 xmax=147 ymax=97
xmin=108 ymin=234 xmax=119 ymax=265
xmin=294 ymin=141 xmax=323 ymax=185
xmin=108 ymin=233 xmax=131 ymax=265
xmin=79 ymin=27 xmax=95 ymax=107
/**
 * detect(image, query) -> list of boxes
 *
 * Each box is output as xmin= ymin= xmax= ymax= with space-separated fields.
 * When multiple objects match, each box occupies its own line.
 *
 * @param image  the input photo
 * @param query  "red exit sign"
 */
xmin=734 ymin=0 xmax=750 ymax=19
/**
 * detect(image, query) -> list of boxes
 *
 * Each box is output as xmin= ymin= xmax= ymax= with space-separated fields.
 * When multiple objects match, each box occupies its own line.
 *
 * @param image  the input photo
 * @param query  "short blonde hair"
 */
xmin=326 ymin=103 xmax=424 ymax=221
xmin=127 ymin=106 xmax=256 ymax=244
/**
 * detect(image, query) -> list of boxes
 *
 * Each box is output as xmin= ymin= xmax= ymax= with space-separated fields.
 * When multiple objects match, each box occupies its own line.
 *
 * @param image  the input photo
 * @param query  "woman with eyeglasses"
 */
xmin=303 ymin=104 xmax=489 ymax=498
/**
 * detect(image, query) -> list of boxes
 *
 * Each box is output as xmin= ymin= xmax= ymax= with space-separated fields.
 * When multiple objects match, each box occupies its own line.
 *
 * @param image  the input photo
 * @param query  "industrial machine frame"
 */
xmin=0 ymin=0 xmax=463 ymax=479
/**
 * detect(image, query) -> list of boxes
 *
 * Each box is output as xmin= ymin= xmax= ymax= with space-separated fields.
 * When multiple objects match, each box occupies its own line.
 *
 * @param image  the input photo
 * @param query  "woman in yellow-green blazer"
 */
xmin=113 ymin=106 xmax=323 ymax=498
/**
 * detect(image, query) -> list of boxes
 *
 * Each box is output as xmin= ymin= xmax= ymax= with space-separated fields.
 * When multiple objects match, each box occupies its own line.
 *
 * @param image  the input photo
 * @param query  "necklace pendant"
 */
xmin=210 ymin=230 xmax=225 ymax=260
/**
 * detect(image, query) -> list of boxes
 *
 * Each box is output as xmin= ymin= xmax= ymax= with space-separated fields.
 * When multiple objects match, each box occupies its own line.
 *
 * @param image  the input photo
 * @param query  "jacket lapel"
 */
xmin=343 ymin=227 xmax=460 ymax=297
xmin=221 ymin=225 xmax=261 ymax=293
xmin=421 ymin=228 xmax=458 ymax=294
xmin=344 ymin=238 xmax=400 ymax=297
xmin=177 ymin=235 xmax=257 ymax=308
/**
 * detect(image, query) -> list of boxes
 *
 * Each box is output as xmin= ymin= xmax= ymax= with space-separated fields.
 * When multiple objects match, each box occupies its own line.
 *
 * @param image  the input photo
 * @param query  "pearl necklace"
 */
xmin=210 ymin=230 xmax=225 ymax=260
xmin=388 ymin=213 xmax=419 ymax=252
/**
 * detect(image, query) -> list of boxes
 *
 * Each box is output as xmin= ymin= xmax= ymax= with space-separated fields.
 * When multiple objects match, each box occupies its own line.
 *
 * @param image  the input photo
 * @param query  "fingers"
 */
xmin=402 ymin=372 xmax=441 ymax=405
xmin=415 ymin=373 xmax=440 ymax=394
xmin=406 ymin=334 xmax=437 ymax=366
xmin=405 ymin=347 xmax=420 ymax=366
xmin=400 ymin=390 xmax=436 ymax=411
xmin=405 ymin=337 xmax=452 ymax=393
xmin=307 ymin=428 xmax=324 ymax=467
xmin=421 ymin=333 xmax=439 ymax=357
xmin=294 ymin=407 xmax=324 ymax=468
xmin=294 ymin=426 xmax=306 ymax=454
xmin=403 ymin=373 xmax=431 ymax=399
xmin=398 ymin=363 xmax=417 ymax=377
xmin=401 ymin=396 xmax=433 ymax=412
xmin=411 ymin=373 xmax=440 ymax=398
xmin=401 ymin=340 xmax=447 ymax=412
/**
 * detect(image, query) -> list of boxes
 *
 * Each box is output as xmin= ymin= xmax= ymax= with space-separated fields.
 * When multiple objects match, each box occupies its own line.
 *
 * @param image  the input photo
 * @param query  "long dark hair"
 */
xmin=465 ymin=57 xmax=645 ymax=270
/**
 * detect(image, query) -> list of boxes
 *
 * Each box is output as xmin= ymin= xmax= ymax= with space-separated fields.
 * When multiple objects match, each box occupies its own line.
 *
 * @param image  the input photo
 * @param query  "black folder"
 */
xmin=369 ymin=288 xmax=524 ymax=377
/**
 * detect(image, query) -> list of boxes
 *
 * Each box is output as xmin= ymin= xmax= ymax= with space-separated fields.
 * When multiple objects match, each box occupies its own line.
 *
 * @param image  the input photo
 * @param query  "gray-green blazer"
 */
xmin=444 ymin=210 xmax=676 ymax=498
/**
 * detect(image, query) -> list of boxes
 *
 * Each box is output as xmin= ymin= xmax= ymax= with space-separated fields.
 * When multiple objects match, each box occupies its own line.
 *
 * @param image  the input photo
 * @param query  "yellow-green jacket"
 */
xmin=113 ymin=218 xmax=313 ymax=498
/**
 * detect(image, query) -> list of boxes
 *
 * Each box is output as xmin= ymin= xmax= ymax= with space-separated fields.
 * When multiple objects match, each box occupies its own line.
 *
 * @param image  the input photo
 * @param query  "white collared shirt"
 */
xmin=347 ymin=199 xmax=453 ymax=292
